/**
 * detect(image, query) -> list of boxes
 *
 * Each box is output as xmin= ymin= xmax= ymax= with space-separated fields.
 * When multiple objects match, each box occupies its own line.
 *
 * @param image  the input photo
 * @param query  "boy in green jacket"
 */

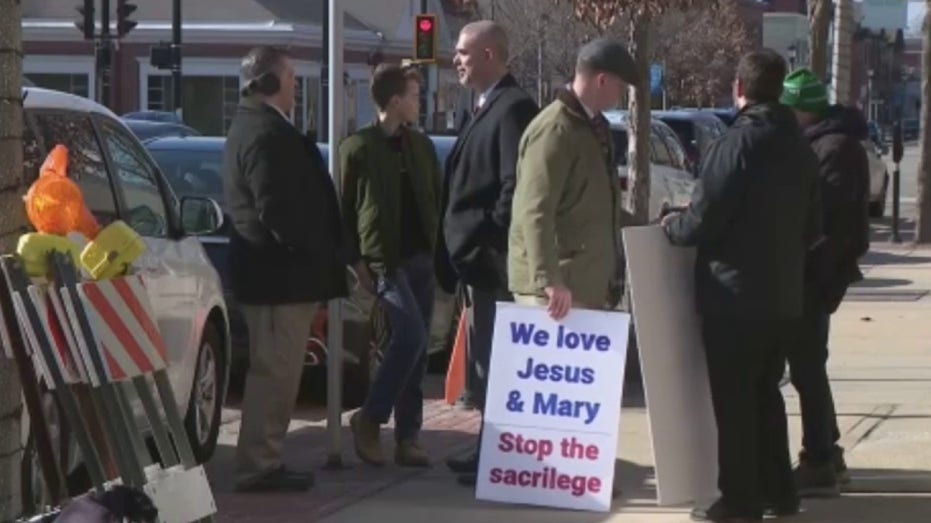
xmin=339 ymin=64 xmax=442 ymax=467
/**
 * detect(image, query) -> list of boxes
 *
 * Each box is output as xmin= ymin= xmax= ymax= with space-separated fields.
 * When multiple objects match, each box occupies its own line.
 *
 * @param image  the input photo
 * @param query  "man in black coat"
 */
xmin=436 ymin=20 xmax=539 ymax=485
xmin=779 ymin=69 xmax=870 ymax=497
xmin=662 ymin=50 xmax=822 ymax=522
xmin=224 ymin=46 xmax=347 ymax=493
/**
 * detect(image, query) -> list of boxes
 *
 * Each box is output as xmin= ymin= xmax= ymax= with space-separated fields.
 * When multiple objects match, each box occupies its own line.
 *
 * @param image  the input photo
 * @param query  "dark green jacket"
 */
xmin=339 ymin=123 xmax=442 ymax=274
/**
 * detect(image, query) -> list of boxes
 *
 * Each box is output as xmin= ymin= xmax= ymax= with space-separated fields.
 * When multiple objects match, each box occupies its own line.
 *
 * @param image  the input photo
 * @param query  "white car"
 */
xmin=18 ymin=87 xmax=230 ymax=509
xmin=863 ymin=137 xmax=890 ymax=217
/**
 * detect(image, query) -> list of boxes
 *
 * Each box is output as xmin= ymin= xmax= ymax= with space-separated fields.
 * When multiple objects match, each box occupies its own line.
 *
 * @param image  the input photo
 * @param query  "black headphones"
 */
xmin=240 ymin=71 xmax=281 ymax=97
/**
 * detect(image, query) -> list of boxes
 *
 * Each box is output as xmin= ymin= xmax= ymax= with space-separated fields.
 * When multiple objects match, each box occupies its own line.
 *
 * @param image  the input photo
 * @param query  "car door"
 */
xmin=92 ymin=116 xmax=202 ymax=405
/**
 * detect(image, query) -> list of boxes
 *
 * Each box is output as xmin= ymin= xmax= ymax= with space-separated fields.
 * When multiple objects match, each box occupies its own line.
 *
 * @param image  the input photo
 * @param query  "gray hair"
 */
xmin=460 ymin=20 xmax=509 ymax=62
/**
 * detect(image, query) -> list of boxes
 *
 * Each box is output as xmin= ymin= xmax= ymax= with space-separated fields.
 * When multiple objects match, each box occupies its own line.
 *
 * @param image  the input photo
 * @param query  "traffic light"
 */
xmin=75 ymin=0 xmax=94 ymax=40
xmin=414 ymin=14 xmax=437 ymax=63
xmin=117 ymin=0 xmax=138 ymax=38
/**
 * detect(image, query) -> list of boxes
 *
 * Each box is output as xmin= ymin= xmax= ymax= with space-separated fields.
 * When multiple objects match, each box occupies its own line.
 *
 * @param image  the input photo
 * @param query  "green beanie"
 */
xmin=780 ymin=68 xmax=828 ymax=114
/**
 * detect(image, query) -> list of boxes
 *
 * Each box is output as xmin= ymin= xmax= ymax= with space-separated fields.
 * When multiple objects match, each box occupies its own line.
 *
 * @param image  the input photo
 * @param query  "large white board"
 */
xmin=622 ymin=225 xmax=719 ymax=507
xmin=476 ymin=303 xmax=630 ymax=512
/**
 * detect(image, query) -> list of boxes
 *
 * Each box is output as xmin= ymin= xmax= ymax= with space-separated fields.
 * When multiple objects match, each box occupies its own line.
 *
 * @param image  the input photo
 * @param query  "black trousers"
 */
xmin=701 ymin=316 xmax=796 ymax=514
xmin=785 ymin=309 xmax=841 ymax=464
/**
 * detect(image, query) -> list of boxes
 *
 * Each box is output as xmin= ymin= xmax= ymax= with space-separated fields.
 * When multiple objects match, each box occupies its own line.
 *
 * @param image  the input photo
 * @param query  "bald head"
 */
xmin=454 ymin=20 xmax=510 ymax=92
xmin=460 ymin=20 xmax=509 ymax=63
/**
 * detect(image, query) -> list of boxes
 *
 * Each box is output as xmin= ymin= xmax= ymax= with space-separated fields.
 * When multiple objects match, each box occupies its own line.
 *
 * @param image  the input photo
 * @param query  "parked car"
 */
xmin=144 ymin=133 xmax=458 ymax=402
xmin=122 ymin=118 xmax=201 ymax=143
xmin=863 ymin=134 xmax=890 ymax=218
xmin=19 ymin=87 xmax=231 ymax=509
xmin=122 ymin=110 xmax=184 ymax=124
xmin=603 ymin=110 xmax=696 ymax=219
xmin=652 ymin=110 xmax=729 ymax=177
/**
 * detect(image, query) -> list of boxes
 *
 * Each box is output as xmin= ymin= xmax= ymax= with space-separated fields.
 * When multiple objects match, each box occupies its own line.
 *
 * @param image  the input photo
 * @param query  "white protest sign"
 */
xmin=476 ymin=303 xmax=629 ymax=512
xmin=622 ymin=225 xmax=718 ymax=507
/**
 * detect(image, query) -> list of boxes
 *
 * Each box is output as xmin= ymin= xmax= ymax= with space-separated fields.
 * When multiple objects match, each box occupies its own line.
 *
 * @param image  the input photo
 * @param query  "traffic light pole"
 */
xmin=98 ymin=0 xmax=112 ymax=106
xmin=172 ymin=0 xmax=183 ymax=118
xmin=420 ymin=0 xmax=431 ymax=131
xmin=320 ymin=0 xmax=329 ymax=142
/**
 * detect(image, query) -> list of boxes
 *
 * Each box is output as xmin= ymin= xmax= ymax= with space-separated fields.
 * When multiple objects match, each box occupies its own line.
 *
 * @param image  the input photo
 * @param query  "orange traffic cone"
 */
xmin=444 ymin=307 xmax=469 ymax=405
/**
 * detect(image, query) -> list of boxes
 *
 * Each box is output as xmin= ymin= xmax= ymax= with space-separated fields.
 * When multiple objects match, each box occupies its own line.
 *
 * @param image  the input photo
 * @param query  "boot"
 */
xmin=350 ymin=411 xmax=386 ymax=466
xmin=833 ymin=445 xmax=851 ymax=485
xmin=794 ymin=454 xmax=840 ymax=498
xmin=395 ymin=439 xmax=430 ymax=468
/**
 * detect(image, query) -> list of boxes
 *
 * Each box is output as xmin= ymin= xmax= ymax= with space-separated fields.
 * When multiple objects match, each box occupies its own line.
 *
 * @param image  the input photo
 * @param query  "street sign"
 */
xmin=650 ymin=64 xmax=664 ymax=98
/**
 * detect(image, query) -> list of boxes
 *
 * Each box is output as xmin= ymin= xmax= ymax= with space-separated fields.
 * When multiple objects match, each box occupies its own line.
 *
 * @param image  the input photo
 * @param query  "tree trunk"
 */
xmin=809 ymin=0 xmax=832 ymax=80
xmin=915 ymin=4 xmax=931 ymax=243
xmin=0 ymin=0 xmax=25 ymax=518
xmin=830 ymin=0 xmax=853 ymax=105
xmin=627 ymin=13 xmax=652 ymax=224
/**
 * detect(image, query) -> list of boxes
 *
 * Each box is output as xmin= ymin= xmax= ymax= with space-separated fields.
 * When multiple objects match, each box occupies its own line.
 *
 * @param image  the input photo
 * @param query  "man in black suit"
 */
xmin=224 ymin=46 xmax=347 ymax=493
xmin=435 ymin=20 xmax=539 ymax=486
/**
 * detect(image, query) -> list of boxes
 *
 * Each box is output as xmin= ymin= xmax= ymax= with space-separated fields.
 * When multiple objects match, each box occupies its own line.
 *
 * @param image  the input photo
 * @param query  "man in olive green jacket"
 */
xmin=339 ymin=64 xmax=442 ymax=468
xmin=509 ymin=38 xmax=638 ymax=319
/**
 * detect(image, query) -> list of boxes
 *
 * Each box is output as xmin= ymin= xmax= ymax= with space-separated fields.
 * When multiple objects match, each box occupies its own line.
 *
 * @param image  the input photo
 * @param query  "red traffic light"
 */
xmin=413 ymin=14 xmax=437 ymax=62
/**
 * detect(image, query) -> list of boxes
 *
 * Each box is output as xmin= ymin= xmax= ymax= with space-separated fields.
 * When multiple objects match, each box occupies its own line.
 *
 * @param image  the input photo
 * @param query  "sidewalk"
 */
xmin=312 ymin=240 xmax=931 ymax=523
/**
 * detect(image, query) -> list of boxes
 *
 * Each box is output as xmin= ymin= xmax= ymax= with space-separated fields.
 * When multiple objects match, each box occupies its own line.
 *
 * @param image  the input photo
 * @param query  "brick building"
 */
xmin=22 ymin=0 xmax=468 ymax=135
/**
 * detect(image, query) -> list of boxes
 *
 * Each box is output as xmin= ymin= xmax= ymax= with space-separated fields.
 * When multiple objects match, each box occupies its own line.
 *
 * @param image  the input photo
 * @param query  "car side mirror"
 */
xmin=180 ymin=196 xmax=224 ymax=236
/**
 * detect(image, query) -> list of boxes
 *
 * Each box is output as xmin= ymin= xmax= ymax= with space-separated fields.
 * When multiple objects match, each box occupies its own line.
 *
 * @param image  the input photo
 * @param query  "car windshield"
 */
xmin=149 ymin=148 xmax=225 ymax=208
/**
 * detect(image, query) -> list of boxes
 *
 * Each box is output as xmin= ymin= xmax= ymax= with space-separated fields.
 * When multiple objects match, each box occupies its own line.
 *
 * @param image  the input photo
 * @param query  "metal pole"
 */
xmin=893 ymin=160 xmax=901 ymax=243
xmin=320 ymin=1 xmax=329 ymax=142
xmin=172 ymin=0 xmax=183 ymax=119
xmin=420 ymin=0 xmax=431 ymax=131
xmin=99 ymin=0 xmax=111 ymax=106
xmin=325 ymin=0 xmax=345 ymax=468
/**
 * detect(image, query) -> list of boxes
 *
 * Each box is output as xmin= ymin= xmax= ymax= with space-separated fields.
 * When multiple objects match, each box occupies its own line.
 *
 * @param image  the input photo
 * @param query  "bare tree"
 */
xmin=0 ymin=0 xmax=25 ymax=518
xmin=809 ymin=0 xmax=833 ymax=81
xmin=653 ymin=0 xmax=752 ymax=108
xmin=470 ymin=0 xmax=601 ymax=102
xmin=563 ymin=0 xmax=714 ymax=223
xmin=916 ymin=2 xmax=931 ymax=243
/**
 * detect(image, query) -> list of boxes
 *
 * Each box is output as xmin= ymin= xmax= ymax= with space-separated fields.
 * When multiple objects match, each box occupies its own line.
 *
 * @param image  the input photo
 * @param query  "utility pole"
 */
xmin=98 ymin=0 xmax=111 ymax=106
xmin=420 ymin=0 xmax=432 ymax=131
xmin=321 ymin=1 xmax=329 ymax=142
xmin=172 ymin=0 xmax=183 ymax=118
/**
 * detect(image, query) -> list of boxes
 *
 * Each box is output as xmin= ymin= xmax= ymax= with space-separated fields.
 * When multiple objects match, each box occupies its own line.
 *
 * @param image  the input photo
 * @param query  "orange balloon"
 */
xmin=25 ymin=144 xmax=101 ymax=239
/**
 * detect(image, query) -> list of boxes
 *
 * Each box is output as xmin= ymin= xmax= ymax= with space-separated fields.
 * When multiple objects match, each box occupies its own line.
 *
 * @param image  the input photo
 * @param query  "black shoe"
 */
xmin=457 ymin=473 xmax=477 ymax=487
xmin=447 ymin=451 xmax=479 ymax=474
xmin=235 ymin=466 xmax=314 ymax=493
xmin=794 ymin=458 xmax=840 ymax=498
xmin=833 ymin=446 xmax=850 ymax=485
xmin=763 ymin=497 xmax=800 ymax=518
xmin=690 ymin=499 xmax=762 ymax=522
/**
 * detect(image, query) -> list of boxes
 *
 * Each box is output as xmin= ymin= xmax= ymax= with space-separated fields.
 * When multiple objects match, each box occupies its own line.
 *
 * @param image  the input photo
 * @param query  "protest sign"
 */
xmin=476 ymin=303 xmax=629 ymax=512
xmin=622 ymin=225 xmax=719 ymax=506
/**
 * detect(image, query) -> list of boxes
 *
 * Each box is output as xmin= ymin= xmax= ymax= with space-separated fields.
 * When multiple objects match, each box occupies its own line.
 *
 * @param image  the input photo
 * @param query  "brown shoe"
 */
xmin=350 ymin=411 xmax=386 ymax=466
xmin=395 ymin=439 xmax=430 ymax=468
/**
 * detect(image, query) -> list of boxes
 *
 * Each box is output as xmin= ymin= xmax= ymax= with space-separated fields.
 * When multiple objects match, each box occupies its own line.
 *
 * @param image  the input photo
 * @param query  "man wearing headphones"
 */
xmin=224 ymin=46 xmax=347 ymax=492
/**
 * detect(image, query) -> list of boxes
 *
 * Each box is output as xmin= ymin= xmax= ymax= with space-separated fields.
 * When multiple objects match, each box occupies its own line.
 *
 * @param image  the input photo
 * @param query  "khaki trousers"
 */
xmin=235 ymin=302 xmax=317 ymax=485
xmin=513 ymin=294 xmax=548 ymax=307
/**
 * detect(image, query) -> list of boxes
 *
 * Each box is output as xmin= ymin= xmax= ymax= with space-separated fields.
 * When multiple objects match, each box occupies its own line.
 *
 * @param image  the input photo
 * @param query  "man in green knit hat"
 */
xmin=780 ymin=68 xmax=870 ymax=497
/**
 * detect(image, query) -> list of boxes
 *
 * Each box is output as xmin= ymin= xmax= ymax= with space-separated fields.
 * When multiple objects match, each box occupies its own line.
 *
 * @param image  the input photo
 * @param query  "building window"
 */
xmin=27 ymin=73 xmax=90 ymax=98
xmin=147 ymin=74 xmax=239 ymax=135
xmin=294 ymin=76 xmax=320 ymax=135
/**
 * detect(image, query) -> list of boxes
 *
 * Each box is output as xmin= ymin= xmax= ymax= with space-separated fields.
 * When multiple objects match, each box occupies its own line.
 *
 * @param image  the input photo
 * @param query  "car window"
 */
xmin=31 ymin=111 xmax=120 ymax=227
xmin=663 ymin=133 xmax=687 ymax=171
xmin=610 ymin=129 xmax=629 ymax=166
xmin=98 ymin=120 xmax=171 ymax=237
xmin=650 ymin=131 xmax=673 ymax=167
xmin=149 ymin=148 xmax=225 ymax=209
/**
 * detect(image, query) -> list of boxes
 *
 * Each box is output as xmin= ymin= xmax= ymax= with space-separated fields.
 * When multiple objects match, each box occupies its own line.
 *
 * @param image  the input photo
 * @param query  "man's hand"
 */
xmin=353 ymin=262 xmax=376 ymax=295
xmin=544 ymin=285 xmax=573 ymax=320
xmin=661 ymin=210 xmax=682 ymax=228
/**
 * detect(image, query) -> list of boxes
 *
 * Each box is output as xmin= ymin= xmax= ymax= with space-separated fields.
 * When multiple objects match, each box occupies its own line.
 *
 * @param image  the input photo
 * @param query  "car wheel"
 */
xmin=869 ymin=173 xmax=889 ymax=218
xmin=184 ymin=322 xmax=224 ymax=464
